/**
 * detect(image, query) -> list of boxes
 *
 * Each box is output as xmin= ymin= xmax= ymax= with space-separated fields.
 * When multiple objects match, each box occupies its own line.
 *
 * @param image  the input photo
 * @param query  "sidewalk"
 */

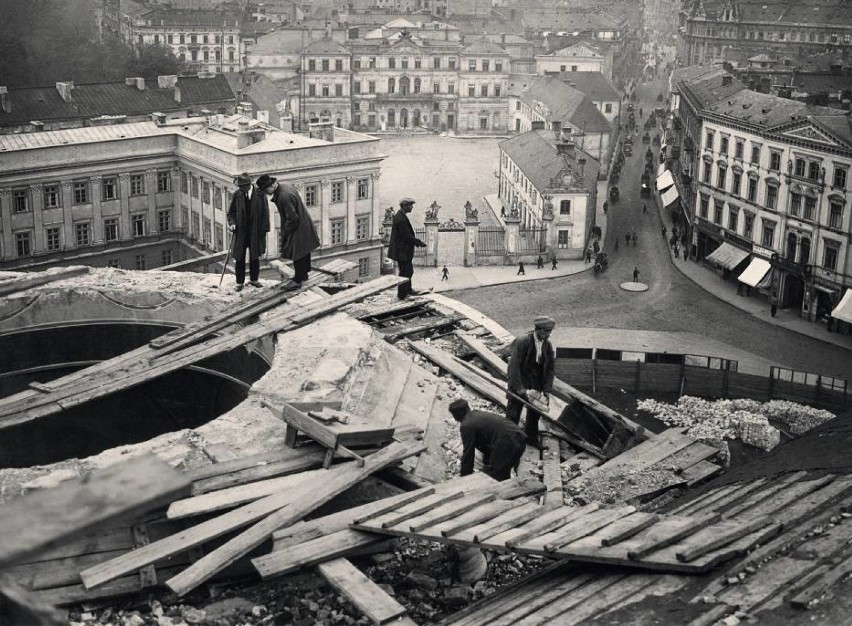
xmin=652 ymin=192 xmax=852 ymax=352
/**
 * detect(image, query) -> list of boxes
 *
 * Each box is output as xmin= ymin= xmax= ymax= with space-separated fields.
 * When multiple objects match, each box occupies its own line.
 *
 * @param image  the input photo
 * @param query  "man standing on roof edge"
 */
xmin=256 ymin=174 xmax=320 ymax=292
xmin=387 ymin=197 xmax=427 ymax=300
xmin=506 ymin=316 xmax=556 ymax=450
xmin=227 ymin=173 xmax=269 ymax=292
xmin=449 ymin=399 xmax=526 ymax=481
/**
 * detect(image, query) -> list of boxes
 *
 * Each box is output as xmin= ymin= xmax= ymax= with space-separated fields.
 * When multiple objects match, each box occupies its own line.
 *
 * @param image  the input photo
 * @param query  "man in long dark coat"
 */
xmin=387 ymin=197 xmax=426 ymax=300
xmin=227 ymin=173 xmax=269 ymax=291
xmin=506 ymin=316 xmax=556 ymax=449
xmin=256 ymin=174 xmax=320 ymax=291
xmin=449 ymin=399 xmax=526 ymax=481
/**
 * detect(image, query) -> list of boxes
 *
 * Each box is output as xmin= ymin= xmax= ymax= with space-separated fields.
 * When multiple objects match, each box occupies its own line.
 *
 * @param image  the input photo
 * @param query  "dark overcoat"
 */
xmin=226 ymin=186 xmax=269 ymax=260
xmin=270 ymin=183 xmax=320 ymax=261
xmin=387 ymin=209 xmax=419 ymax=262
xmin=459 ymin=409 xmax=526 ymax=477
xmin=507 ymin=331 xmax=555 ymax=395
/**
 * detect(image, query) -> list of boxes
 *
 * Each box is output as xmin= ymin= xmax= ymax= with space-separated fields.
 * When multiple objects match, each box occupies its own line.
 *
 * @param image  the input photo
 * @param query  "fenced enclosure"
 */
xmin=414 ymin=228 xmax=427 ymax=259
xmin=516 ymin=227 xmax=548 ymax=255
xmin=476 ymin=225 xmax=506 ymax=255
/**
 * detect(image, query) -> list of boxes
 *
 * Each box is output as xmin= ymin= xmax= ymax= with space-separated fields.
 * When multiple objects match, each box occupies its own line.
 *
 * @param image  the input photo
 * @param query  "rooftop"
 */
xmin=302 ymin=37 xmax=351 ymax=55
xmin=460 ymin=39 xmax=508 ymax=55
xmin=500 ymin=128 xmax=600 ymax=194
xmin=0 ymin=121 xmax=169 ymax=152
xmin=544 ymin=71 xmax=620 ymax=101
xmin=141 ymin=8 xmax=241 ymax=28
xmin=520 ymin=75 xmax=613 ymax=133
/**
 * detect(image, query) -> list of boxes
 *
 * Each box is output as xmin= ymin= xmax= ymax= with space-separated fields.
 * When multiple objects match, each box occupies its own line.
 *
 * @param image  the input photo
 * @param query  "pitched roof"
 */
xmin=141 ymin=8 xmax=241 ymax=28
xmin=521 ymin=76 xmax=612 ymax=133
xmin=0 ymin=121 xmax=170 ymax=152
xmin=0 ymin=76 xmax=235 ymax=127
xmin=545 ymin=71 xmax=620 ymax=100
xmin=500 ymin=128 xmax=600 ymax=192
xmin=541 ymin=42 xmax=603 ymax=58
xmin=461 ymin=39 xmax=506 ymax=55
xmin=807 ymin=115 xmax=852 ymax=145
xmin=699 ymin=0 xmax=852 ymax=26
xmin=302 ymin=38 xmax=350 ymax=54
xmin=249 ymin=29 xmax=313 ymax=53
xmin=679 ymin=68 xmax=748 ymax=109
xmin=707 ymin=88 xmax=843 ymax=129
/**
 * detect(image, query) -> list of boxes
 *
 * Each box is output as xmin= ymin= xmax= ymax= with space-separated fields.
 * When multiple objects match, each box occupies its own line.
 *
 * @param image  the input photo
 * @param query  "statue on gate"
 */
xmin=464 ymin=200 xmax=478 ymax=221
xmin=424 ymin=201 xmax=440 ymax=221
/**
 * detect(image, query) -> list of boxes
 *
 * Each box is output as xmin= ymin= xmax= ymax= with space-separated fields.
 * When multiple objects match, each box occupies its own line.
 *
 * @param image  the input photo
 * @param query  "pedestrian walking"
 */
xmin=625 ymin=233 xmax=631 ymax=247
xmin=632 ymin=231 xmax=638 ymax=246
xmin=257 ymin=174 xmax=320 ymax=292
xmin=643 ymin=204 xmax=647 ymax=215
xmin=441 ymin=264 xmax=449 ymax=281
xmin=551 ymin=257 xmax=558 ymax=270
xmin=614 ymin=238 xmax=619 ymax=252
xmin=662 ymin=226 xmax=667 ymax=239
xmin=500 ymin=206 xmax=506 ymax=218
xmin=633 ymin=266 xmax=640 ymax=282
xmin=673 ymin=243 xmax=679 ymax=258
xmin=585 ymin=249 xmax=592 ymax=264
xmin=770 ymin=289 xmax=778 ymax=317
xmin=536 ymin=255 xmax=544 ymax=269
xmin=449 ymin=399 xmax=526 ymax=481
xmin=388 ymin=197 xmax=428 ymax=300
xmin=506 ymin=317 xmax=556 ymax=450
xmin=227 ymin=173 xmax=270 ymax=292
xmin=517 ymin=260 xmax=525 ymax=275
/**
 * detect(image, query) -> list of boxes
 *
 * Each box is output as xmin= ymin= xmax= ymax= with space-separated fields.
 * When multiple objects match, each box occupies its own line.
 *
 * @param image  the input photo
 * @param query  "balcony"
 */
xmin=772 ymin=253 xmax=811 ymax=277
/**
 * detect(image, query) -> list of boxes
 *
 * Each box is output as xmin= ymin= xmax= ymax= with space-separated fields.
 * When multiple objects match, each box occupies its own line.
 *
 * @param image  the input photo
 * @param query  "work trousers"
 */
xmin=293 ymin=253 xmax=311 ymax=283
xmin=234 ymin=244 xmax=260 ymax=284
xmin=506 ymin=395 xmax=542 ymax=441
xmin=397 ymin=260 xmax=414 ymax=298
xmin=485 ymin=436 xmax=527 ymax=481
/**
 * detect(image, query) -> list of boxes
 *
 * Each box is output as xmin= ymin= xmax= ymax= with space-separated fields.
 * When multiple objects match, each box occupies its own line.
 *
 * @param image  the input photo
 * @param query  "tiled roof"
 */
xmin=0 ymin=76 xmax=235 ymax=127
xmin=461 ymin=40 xmax=507 ymax=55
xmin=507 ymin=73 xmax=537 ymax=97
xmin=521 ymin=76 xmax=612 ymax=133
xmin=303 ymin=38 xmax=350 ymax=54
xmin=812 ymin=115 xmax=852 ymax=145
xmin=249 ymin=29 xmax=312 ymax=53
xmin=545 ymin=71 xmax=620 ymax=100
xmin=0 ymin=122 xmax=169 ymax=152
xmin=679 ymin=68 xmax=748 ymax=109
xmin=522 ymin=11 xmax=622 ymax=31
xmin=142 ymin=9 xmax=240 ymax=28
xmin=706 ymin=88 xmax=841 ymax=129
xmin=500 ymin=128 xmax=600 ymax=192
xmin=541 ymin=43 xmax=603 ymax=58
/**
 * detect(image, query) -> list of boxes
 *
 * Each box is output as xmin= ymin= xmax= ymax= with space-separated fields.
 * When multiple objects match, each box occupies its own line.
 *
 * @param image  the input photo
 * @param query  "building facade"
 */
xmin=535 ymin=43 xmax=612 ymax=79
xmin=0 ymin=116 xmax=386 ymax=279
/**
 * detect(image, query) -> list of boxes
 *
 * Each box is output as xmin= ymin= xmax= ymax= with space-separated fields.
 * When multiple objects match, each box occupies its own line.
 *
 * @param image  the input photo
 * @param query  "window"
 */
xmin=335 ymin=84 xmax=343 ymax=97
xmin=769 ymin=151 xmax=781 ymax=171
xmin=368 ymin=114 xmax=376 ymax=127
xmin=720 ymin=137 xmax=729 ymax=154
xmin=15 ymin=231 xmax=31 ymax=256
xmin=330 ymin=218 xmax=345 ymax=244
xmin=604 ymin=103 xmax=612 ymax=113
xmin=356 ymin=215 xmax=370 ymax=240
xmin=833 ymin=166 xmax=847 ymax=189
xmin=358 ymin=257 xmax=370 ymax=278
xmin=191 ymin=212 xmax=200 ymax=237
xmin=388 ymin=78 xmax=395 ymax=94
xmin=157 ymin=171 xmax=171 ymax=193
xmin=731 ymin=171 xmax=741 ymax=196
xmin=353 ymin=58 xmax=361 ymax=70
xmin=703 ymin=161 xmax=712 ymax=184
xmin=12 ymin=189 xmax=28 ymax=213
xmin=335 ymin=59 xmax=343 ymax=71
xmin=308 ymin=84 xmax=316 ymax=97
xmin=795 ymin=158 xmax=806 ymax=177
xmin=357 ymin=178 xmax=369 ymax=200
xmin=43 ymin=184 xmax=60 ymax=209
xmin=388 ymin=57 xmax=395 ymax=69
xmin=135 ymin=254 xmax=146 ymax=270
xmin=202 ymin=218 xmax=212 ymax=246
xmin=790 ymin=193 xmax=802 ymax=216
xmin=468 ymin=84 xmax=475 ymax=97
xmin=353 ymin=81 xmax=361 ymax=94
xmin=305 ymin=184 xmax=317 ymax=207
xmin=557 ymin=230 xmax=570 ymax=249
xmin=201 ymin=181 xmax=210 ymax=204
xmin=104 ymin=218 xmax=119 ymax=242
xmin=560 ymin=200 xmax=571 ymax=215
xmin=717 ymin=165 xmax=726 ymax=190
xmin=46 ymin=227 xmax=61 ymax=252
xmin=132 ymin=214 xmax=146 ymax=237
xmin=369 ymin=57 xmax=376 ymax=68
xmin=331 ymin=181 xmax=343 ymax=203
xmin=102 ymin=177 xmax=117 ymax=201
xmin=495 ymin=61 xmax=502 ymax=72
xmin=515 ymin=101 xmax=520 ymax=111
xmin=829 ymin=201 xmax=843 ymax=229
xmin=191 ymin=176 xmax=199 ymax=198
xmin=447 ymin=82 xmax=454 ymax=95
xmin=480 ymin=117 xmax=488 ymax=130
xmin=434 ymin=82 xmax=441 ymax=94
xmin=401 ymin=57 xmax=408 ymax=69
xmin=161 ymin=249 xmax=173 ymax=266
xmin=761 ymin=221 xmax=775 ymax=248
xmin=713 ymin=200 xmax=723 ymax=224
xmin=705 ymin=131 xmax=714 ymax=150
xmin=744 ymin=212 xmax=754 ymax=238
xmin=215 ymin=224 xmax=224 ymax=251
xmin=322 ymin=85 xmax=329 ymax=97
xmin=213 ymin=186 xmax=222 ymax=210
xmin=75 ymin=222 xmax=91 ymax=247
xmin=823 ymin=241 xmax=838 ymax=271
xmin=414 ymin=57 xmax=421 ymax=69
xmin=751 ymin=145 xmax=760 ymax=164
xmin=735 ymin=141 xmax=743 ymax=159
xmin=747 ymin=177 xmax=757 ymax=202
xmin=766 ymin=183 xmax=778 ymax=209
xmin=728 ymin=207 xmax=738 ymax=232
xmin=414 ymin=78 xmax=421 ymax=94
xmin=181 ymin=172 xmax=188 ymax=193
xmin=480 ymin=84 xmax=488 ymax=97
xmin=321 ymin=59 xmax=329 ymax=71
xmin=571 ymin=65 xmax=577 ymax=71
xmin=368 ymin=81 xmax=375 ymax=94
xmin=433 ymin=56 xmax=441 ymax=69
xmin=700 ymin=195 xmax=709 ymax=218
xmin=158 ymin=210 xmax=171 ymax=232
xmin=73 ymin=181 xmax=89 ymax=204
xmin=130 ymin=174 xmax=144 ymax=196
xmin=354 ymin=113 xmax=361 ymax=126
xmin=808 ymin=161 xmax=820 ymax=182
xmin=803 ymin=196 xmax=816 ymax=221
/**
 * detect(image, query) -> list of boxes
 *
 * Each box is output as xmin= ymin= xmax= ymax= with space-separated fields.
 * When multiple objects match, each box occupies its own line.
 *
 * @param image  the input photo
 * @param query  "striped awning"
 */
xmin=657 ymin=169 xmax=675 ymax=190
xmin=738 ymin=257 xmax=771 ymax=287
xmin=706 ymin=242 xmax=749 ymax=270
xmin=831 ymin=289 xmax=852 ymax=324
xmin=660 ymin=186 xmax=679 ymax=207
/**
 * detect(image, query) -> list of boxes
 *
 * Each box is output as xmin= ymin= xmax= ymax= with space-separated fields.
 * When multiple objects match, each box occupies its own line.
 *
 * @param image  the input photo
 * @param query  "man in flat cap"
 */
xmin=506 ymin=316 xmax=556 ymax=449
xmin=449 ymin=399 xmax=526 ymax=481
xmin=256 ymin=174 xmax=320 ymax=291
xmin=387 ymin=197 xmax=427 ymax=300
xmin=227 ymin=173 xmax=269 ymax=292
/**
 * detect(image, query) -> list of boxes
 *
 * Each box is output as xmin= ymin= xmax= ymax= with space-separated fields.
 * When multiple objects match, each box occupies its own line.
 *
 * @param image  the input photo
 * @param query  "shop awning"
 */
xmin=657 ymin=169 xmax=675 ymax=190
xmin=738 ymin=257 xmax=771 ymax=287
xmin=657 ymin=162 xmax=667 ymax=176
xmin=706 ymin=242 xmax=749 ymax=270
xmin=830 ymin=289 xmax=852 ymax=324
xmin=660 ymin=186 xmax=679 ymax=207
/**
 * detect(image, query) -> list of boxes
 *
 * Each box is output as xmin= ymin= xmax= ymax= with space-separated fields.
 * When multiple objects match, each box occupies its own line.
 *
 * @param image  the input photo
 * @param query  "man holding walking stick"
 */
xmin=226 ymin=173 xmax=269 ymax=292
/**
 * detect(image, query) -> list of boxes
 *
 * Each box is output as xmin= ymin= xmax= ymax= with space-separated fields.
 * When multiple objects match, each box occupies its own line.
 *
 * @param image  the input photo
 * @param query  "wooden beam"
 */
xmin=317 ymin=558 xmax=408 ymax=625
xmin=383 ymin=315 xmax=463 ymax=343
xmin=0 ymin=267 xmax=89 ymax=297
xmin=627 ymin=513 xmax=721 ymax=561
xmin=163 ymin=440 xmax=425 ymax=596
xmin=0 ymin=455 xmax=190 ymax=569
xmin=0 ymin=574 xmax=67 ymax=625
xmin=159 ymin=251 xmax=228 ymax=272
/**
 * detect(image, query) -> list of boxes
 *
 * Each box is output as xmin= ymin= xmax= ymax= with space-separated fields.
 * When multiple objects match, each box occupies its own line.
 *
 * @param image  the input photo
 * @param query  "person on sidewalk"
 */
xmin=536 ymin=255 xmax=544 ymax=269
xmin=614 ymin=238 xmax=619 ymax=253
xmin=625 ymin=233 xmax=631 ymax=247
xmin=227 ymin=173 xmax=269 ymax=292
xmin=257 ymin=174 xmax=319 ymax=292
xmin=450 ymin=399 xmax=526 ymax=481
xmin=770 ymin=289 xmax=778 ymax=317
xmin=388 ymin=197 xmax=428 ymax=300
xmin=643 ymin=204 xmax=647 ymax=215
xmin=517 ymin=260 xmax=526 ymax=275
xmin=632 ymin=231 xmax=638 ymax=246
xmin=551 ymin=257 xmax=558 ymax=270
xmin=441 ymin=264 xmax=450 ymax=281
xmin=662 ymin=225 xmax=667 ymax=240
xmin=633 ymin=266 xmax=641 ymax=282
xmin=506 ymin=316 xmax=555 ymax=450
xmin=585 ymin=249 xmax=592 ymax=263
xmin=501 ymin=206 xmax=506 ymax=218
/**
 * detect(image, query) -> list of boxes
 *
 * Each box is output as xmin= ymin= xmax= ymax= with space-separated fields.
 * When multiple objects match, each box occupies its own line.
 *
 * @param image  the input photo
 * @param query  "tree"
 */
xmin=129 ymin=44 xmax=185 ymax=80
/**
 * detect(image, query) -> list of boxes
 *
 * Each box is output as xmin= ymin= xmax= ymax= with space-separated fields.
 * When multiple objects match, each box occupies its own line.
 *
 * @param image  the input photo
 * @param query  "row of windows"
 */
xmin=696 ymin=24 xmax=851 ymax=45
xmin=346 ymin=56 xmax=479 ymax=71
xmin=12 ymin=210 xmax=172 ymax=257
xmin=179 ymin=174 xmax=372 ymax=206
xmin=183 ymin=48 xmax=236 ymax=63
xmin=104 ymin=250 xmax=171 ymax=270
xmin=10 ymin=172 xmax=171 ymax=213
xmin=151 ymin=33 xmax=236 ymax=45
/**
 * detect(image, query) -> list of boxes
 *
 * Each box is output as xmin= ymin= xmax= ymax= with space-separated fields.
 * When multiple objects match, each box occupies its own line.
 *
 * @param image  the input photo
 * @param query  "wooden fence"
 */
xmin=555 ymin=358 xmax=849 ymax=413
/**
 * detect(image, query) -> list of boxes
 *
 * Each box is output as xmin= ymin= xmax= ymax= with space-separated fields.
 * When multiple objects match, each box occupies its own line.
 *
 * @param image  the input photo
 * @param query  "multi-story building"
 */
xmin=0 ymin=75 xmax=236 ymax=134
xmin=544 ymin=71 xmax=622 ymax=124
xmin=672 ymin=68 xmax=852 ymax=325
xmin=535 ymin=43 xmax=612 ymax=79
xmin=680 ymin=0 xmax=852 ymax=67
xmin=0 ymin=115 xmax=386 ymax=279
xmin=498 ymin=127 xmax=600 ymax=258
xmin=301 ymin=38 xmax=354 ymax=129
xmin=458 ymin=40 xmax=510 ymax=134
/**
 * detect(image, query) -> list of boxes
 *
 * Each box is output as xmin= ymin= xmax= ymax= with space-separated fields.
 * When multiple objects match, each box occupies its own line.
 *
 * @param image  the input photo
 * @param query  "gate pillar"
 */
xmin=463 ymin=200 xmax=480 ymax=267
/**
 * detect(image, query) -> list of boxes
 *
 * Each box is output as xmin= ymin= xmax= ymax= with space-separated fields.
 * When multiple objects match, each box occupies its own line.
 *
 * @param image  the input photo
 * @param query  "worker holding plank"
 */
xmin=449 ymin=399 xmax=526 ymax=481
xmin=506 ymin=316 xmax=556 ymax=449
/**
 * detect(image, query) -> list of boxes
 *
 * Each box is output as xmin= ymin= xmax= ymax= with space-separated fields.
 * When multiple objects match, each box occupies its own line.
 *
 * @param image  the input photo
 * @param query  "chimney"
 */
xmin=158 ymin=75 xmax=178 ymax=89
xmin=257 ymin=110 xmax=270 ymax=124
xmin=556 ymin=140 xmax=576 ymax=157
xmin=237 ymin=119 xmax=252 ymax=149
xmin=125 ymin=77 xmax=145 ymax=90
xmin=56 ymin=81 xmax=74 ymax=102
xmin=309 ymin=120 xmax=335 ymax=142
xmin=578 ymin=158 xmax=586 ymax=177
xmin=151 ymin=112 xmax=166 ymax=125
xmin=0 ymin=86 xmax=10 ymax=114
xmin=240 ymin=100 xmax=254 ymax=116
xmin=722 ymin=74 xmax=733 ymax=86
xmin=30 ymin=120 xmax=44 ymax=131
xmin=531 ymin=120 xmax=545 ymax=130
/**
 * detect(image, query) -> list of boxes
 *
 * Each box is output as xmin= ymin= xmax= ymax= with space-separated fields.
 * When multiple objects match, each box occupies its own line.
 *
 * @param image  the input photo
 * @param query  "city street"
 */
xmin=449 ymin=79 xmax=852 ymax=381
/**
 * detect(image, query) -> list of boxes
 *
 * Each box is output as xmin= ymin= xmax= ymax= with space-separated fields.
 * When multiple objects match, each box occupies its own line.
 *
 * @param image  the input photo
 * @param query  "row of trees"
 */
xmin=0 ymin=0 xmax=184 ymax=88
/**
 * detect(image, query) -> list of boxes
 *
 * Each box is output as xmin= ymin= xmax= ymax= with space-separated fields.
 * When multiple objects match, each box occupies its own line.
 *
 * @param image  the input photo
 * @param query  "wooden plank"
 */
xmin=558 ymin=576 xmax=663 ymax=625
xmin=628 ymin=513 xmax=721 ymax=561
xmin=317 ymin=558 xmax=407 ymax=625
xmin=685 ymin=605 xmax=736 ymax=626
xmin=163 ymin=440 xmax=424 ymax=596
xmin=542 ymin=506 xmax=636 ymax=552
xmin=190 ymin=449 xmax=328 ymax=495
xmin=600 ymin=512 xmax=661 ymax=547
xmin=720 ymin=471 xmax=809 ymax=519
xmin=732 ymin=475 xmax=837 ymax=521
xmin=0 ymin=267 xmax=89 ymax=297
xmin=376 ymin=491 xmax=466 ymax=529
xmin=506 ymin=504 xmax=601 ymax=548
xmin=513 ymin=575 xmax=629 ymax=626
xmin=682 ymin=460 xmax=724 ymax=486
xmin=665 ymin=441 xmax=720 ymax=472
xmin=541 ymin=441 xmax=563 ymax=501
xmin=351 ymin=347 xmax=413 ymax=429
xmin=0 ymin=574 xmax=67 ymax=626
xmin=676 ymin=519 xmax=773 ymax=562
xmin=0 ymin=455 xmax=190 ymax=569
xmin=263 ymin=401 xmax=340 ymax=449
xmin=790 ymin=553 xmax=852 ymax=609
xmin=435 ymin=499 xmax=527 ymax=538
xmin=258 ymin=529 xmax=377 ymax=579
xmin=383 ymin=315 xmax=463 ymax=343
xmin=483 ymin=573 xmax=601 ymax=625
xmin=352 ymin=488 xmax=436 ymax=525
xmin=461 ymin=501 xmax=554 ymax=544
xmin=407 ymin=493 xmax=497 ymax=533
xmin=666 ymin=485 xmax=733 ymax=516
xmin=389 ymin=364 xmax=438 ymax=434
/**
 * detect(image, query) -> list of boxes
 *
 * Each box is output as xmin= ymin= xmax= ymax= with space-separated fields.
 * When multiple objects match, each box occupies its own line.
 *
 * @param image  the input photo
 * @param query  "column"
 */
xmin=424 ymin=213 xmax=439 ymax=267
xmin=463 ymin=214 xmax=479 ymax=267
xmin=118 ymin=173 xmax=131 ymax=239
xmin=61 ymin=181 xmax=74 ymax=246
xmin=90 ymin=176 xmax=103 ymax=243
xmin=145 ymin=169 xmax=157 ymax=234
xmin=29 ymin=183 xmax=44 ymax=252
xmin=504 ymin=211 xmax=520 ymax=263
xmin=345 ymin=176 xmax=357 ymax=244
xmin=319 ymin=179 xmax=330 ymax=247
xmin=0 ymin=188 xmax=12 ymax=260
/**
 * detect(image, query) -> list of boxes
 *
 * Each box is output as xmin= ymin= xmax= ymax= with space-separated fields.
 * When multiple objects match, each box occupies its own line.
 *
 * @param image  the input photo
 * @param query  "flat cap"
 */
xmin=234 ymin=173 xmax=252 ymax=186
xmin=399 ymin=197 xmax=416 ymax=205
xmin=534 ymin=316 xmax=556 ymax=330
xmin=448 ymin=398 xmax=470 ymax=415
